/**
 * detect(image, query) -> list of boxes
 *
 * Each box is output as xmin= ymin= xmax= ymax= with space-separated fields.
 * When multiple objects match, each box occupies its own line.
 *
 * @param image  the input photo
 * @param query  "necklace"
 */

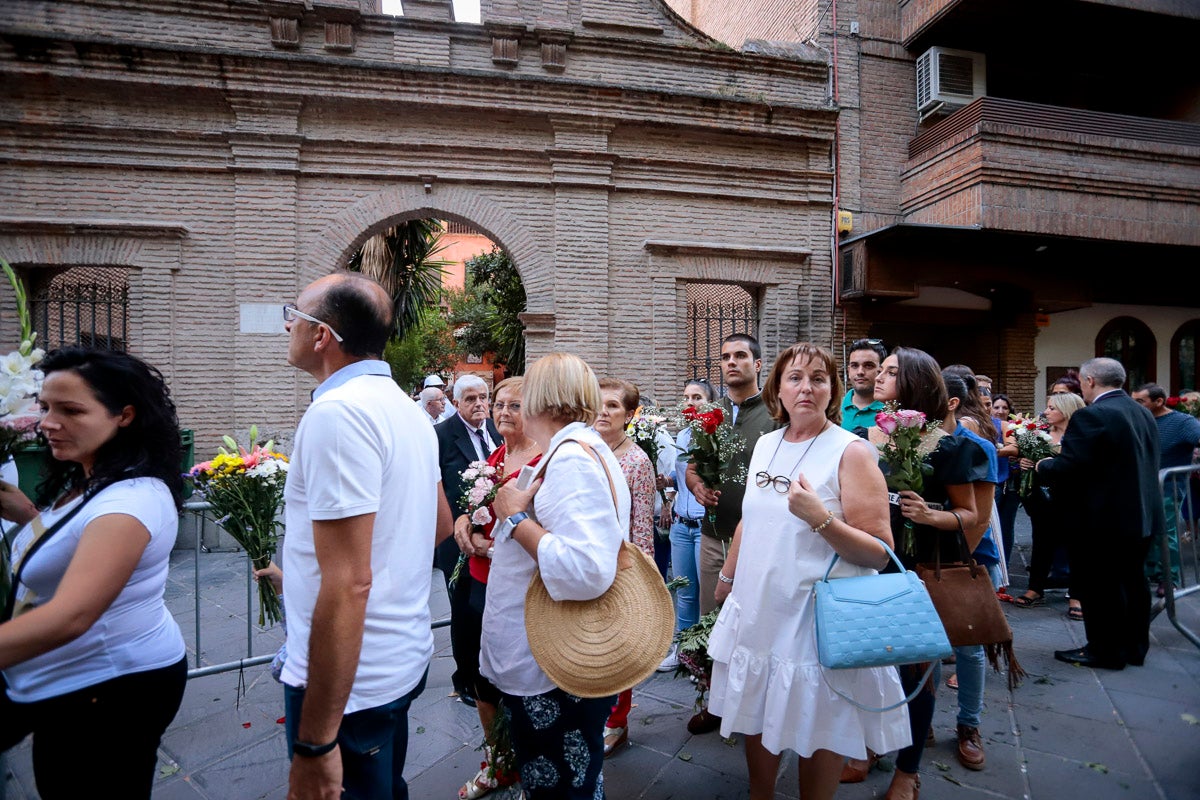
xmin=756 ymin=422 xmax=829 ymax=493
xmin=610 ymin=434 xmax=631 ymax=456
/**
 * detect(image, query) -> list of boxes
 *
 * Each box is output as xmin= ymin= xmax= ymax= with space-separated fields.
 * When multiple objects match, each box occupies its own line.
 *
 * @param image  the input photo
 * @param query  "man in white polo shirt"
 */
xmin=281 ymin=271 xmax=450 ymax=800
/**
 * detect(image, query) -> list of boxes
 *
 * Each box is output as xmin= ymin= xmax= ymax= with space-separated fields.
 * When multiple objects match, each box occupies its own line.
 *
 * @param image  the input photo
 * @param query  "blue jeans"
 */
xmin=285 ymin=670 xmax=427 ymax=800
xmin=669 ymin=519 xmax=703 ymax=632
xmin=956 ymin=562 xmax=1002 ymax=729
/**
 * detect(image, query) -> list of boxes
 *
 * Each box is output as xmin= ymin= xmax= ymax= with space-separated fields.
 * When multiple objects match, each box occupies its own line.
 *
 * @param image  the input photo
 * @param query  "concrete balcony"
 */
xmin=899 ymin=97 xmax=1200 ymax=247
xmin=900 ymin=0 xmax=1200 ymax=47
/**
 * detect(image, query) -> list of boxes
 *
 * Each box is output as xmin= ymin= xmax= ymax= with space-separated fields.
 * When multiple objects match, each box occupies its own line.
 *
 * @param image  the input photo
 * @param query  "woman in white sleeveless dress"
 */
xmin=707 ymin=343 xmax=910 ymax=799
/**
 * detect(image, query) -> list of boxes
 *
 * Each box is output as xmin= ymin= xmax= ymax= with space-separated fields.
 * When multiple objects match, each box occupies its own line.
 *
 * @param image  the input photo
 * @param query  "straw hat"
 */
xmin=525 ymin=540 xmax=675 ymax=698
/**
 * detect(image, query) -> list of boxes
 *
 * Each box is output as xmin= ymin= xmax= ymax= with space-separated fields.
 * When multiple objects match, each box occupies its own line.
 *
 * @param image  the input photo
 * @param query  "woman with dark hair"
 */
xmin=658 ymin=378 xmax=717 ymax=673
xmin=708 ymin=343 xmax=907 ymax=800
xmin=852 ymin=347 xmax=986 ymax=800
xmin=0 ymin=347 xmax=187 ymax=799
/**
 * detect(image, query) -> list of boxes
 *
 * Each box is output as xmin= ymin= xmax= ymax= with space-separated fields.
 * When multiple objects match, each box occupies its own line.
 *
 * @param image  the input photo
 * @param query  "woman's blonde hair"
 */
xmin=522 ymin=352 xmax=602 ymax=425
xmin=1048 ymin=391 xmax=1085 ymax=422
xmin=493 ymin=375 xmax=524 ymax=402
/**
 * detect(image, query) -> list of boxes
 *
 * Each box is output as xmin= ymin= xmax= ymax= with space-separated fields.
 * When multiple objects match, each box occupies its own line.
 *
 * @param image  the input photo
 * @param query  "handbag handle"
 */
xmin=534 ymin=436 xmax=632 ymax=571
xmin=930 ymin=510 xmax=980 ymax=582
xmin=821 ymin=660 xmax=938 ymax=713
xmin=821 ymin=539 xmax=905 ymax=582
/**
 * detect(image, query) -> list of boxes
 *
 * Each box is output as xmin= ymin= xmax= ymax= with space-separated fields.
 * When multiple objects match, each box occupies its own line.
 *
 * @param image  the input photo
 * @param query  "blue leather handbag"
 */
xmin=814 ymin=541 xmax=952 ymax=712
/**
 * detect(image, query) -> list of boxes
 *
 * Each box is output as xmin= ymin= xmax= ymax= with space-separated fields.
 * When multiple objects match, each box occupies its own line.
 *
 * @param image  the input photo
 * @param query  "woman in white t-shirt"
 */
xmin=0 ymin=347 xmax=187 ymax=800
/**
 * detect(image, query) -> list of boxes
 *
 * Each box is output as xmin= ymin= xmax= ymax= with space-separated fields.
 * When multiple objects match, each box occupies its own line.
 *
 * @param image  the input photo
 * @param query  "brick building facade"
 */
xmin=0 ymin=0 xmax=838 ymax=446
xmin=667 ymin=0 xmax=1200 ymax=413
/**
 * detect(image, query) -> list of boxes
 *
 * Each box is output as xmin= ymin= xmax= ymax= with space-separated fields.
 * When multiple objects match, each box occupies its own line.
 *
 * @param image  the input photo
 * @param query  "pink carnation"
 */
xmin=471 ymin=507 xmax=492 ymax=526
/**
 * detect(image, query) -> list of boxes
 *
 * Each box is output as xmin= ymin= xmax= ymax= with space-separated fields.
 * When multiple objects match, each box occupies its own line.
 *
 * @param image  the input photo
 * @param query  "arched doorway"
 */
xmin=1095 ymin=316 xmax=1156 ymax=389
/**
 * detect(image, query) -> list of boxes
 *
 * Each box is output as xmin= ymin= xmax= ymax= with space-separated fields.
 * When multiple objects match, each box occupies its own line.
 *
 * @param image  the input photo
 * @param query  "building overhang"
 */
xmin=838 ymin=223 xmax=1200 ymax=315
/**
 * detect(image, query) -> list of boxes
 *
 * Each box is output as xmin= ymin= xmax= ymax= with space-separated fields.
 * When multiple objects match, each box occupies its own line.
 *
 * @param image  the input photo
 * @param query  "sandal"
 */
xmin=602 ymin=726 xmax=628 ymax=757
xmin=946 ymin=672 xmax=958 ymax=690
xmin=459 ymin=745 xmax=518 ymax=800
xmin=1012 ymin=592 xmax=1044 ymax=608
xmin=1067 ymin=604 xmax=1084 ymax=621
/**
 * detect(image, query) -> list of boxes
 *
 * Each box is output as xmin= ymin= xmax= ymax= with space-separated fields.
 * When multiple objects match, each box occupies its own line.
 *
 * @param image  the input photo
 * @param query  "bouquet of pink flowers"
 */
xmin=1005 ymin=413 xmax=1056 ymax=497
xmin=0 ymin=258 xmax=45 ymax=465
xmin=678 ymin=403 xmax=747 ymax=523
xmin=874 ymin=405 xmax=940 ymax=555
xmin=448 ymin=460 xmax=503 ymax=587
xmin=187 ymin=426 xmax=289 ymax=626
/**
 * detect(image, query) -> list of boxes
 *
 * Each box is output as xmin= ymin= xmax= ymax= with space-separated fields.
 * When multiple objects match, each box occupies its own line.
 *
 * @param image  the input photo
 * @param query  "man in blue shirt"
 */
xmin=1133 ymin=383 xmax=1200 ymax=593
xmin=840 ymin=338 xmax=887 ymax=431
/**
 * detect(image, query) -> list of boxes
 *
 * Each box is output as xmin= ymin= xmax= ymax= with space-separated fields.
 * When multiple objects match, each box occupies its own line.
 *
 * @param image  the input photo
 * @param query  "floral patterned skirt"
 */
xmin=501 ymin=688 xmax=615 ymax=800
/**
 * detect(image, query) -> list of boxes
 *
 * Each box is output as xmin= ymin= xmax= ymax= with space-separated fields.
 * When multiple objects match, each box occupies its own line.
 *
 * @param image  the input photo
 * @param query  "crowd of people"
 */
xmin=1 ymin=269 xmax=1195 ymax=800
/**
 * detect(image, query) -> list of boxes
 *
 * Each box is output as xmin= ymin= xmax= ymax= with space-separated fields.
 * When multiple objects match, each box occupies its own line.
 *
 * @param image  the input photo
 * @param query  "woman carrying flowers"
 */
xmin=857 ymin=346 xmax=986 ymax=800
xmin=452 ymin=376 xmax=540 ymax=800
xmin=1011 ymin=392 xmax=1086 ymax=621
xmin=0 ymin=347 xmax=187 ymax=799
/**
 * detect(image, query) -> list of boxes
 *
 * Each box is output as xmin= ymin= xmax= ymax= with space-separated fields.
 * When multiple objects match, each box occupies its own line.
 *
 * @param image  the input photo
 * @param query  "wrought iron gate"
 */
xmin=30 ymin=267 xmax=129 ymax=352
xmin=686 ymin=282 xmax=760 ymax=393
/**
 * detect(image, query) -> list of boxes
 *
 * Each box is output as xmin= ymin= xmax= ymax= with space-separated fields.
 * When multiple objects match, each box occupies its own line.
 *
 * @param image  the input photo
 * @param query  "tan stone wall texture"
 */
xmin=0 ymin=0 xmax=838 ymax=447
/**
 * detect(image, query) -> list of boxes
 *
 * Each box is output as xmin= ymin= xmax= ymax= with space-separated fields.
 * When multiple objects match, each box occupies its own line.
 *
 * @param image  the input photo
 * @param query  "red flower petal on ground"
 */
xmin=242 ymin=722 xmax=252 ymax=729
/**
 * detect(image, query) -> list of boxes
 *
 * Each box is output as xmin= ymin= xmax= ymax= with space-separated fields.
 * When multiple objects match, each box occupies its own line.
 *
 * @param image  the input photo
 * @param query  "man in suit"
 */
xmin=434 ymin=374 xmax=502 ymax=706
xmin=1036 ymin=357 xmax=1165 ymax=670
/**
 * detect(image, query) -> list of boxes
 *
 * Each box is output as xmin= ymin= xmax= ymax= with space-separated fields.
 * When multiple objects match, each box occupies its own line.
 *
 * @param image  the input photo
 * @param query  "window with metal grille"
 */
xmin=444 ymin=220 xmax=482 ymax=236
xmin=30 ymin=267 xmax=129 ymax=352
xmin=685 ymin=282 xmax=760 ymax=393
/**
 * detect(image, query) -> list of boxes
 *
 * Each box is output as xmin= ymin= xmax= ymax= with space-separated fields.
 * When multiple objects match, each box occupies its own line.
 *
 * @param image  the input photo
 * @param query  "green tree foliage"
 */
xmin=449 ymin=247 xmax=526 ymax=375
xmin=347 ymin=219 xmax=452 ymax=340
xmin=383 ymin=309 xmax=457 ymax=392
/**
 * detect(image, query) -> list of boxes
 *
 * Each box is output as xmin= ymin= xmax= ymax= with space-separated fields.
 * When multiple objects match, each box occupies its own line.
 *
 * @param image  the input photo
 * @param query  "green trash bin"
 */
xmin=12 ymin=443 xmax=47 ymax=499
xmin=179 ymin=428 xmax=195 ymax=498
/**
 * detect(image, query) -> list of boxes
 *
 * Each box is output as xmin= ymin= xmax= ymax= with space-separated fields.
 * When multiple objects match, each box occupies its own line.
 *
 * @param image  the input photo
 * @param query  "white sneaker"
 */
xmin=657 ymin=644 xmax=679 ymax=672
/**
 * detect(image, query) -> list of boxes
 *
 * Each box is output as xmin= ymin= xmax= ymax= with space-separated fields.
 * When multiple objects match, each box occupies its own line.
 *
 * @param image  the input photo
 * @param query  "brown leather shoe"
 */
xmin=883 ymin=770 xmax=920 ymax=800
xmin=956 ymin=724 xmax=986 ymax=770
xmin=686 ymin=708 xmax=721 ymax=735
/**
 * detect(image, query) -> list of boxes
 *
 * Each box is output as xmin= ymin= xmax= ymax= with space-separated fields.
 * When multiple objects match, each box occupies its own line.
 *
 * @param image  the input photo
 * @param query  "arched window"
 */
xmin=1095 ymin=316 xmax=1155 ymax=389
xmin=1171 ymin=319 xmax=1200 ymax=393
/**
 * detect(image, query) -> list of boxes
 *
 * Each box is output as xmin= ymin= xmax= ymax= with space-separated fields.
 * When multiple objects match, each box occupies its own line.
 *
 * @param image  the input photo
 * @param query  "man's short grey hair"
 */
xmin=418 ymin=386 xmax=443 ymax=404
xmin=453 ymin=374 xmax=488 ymax=401
xmin=1080 ymin=357 xmax=1126 ymax=389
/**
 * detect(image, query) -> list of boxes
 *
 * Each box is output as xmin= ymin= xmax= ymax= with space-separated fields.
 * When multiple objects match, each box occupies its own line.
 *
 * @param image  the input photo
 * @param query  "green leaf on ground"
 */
xmin=1035 ymin=676 xmax=1053 ymax=685
xmin=1181 ymin=713 xmax=1199 ymax=725
xmin=416 ymin=726 xmax=425 ymax=735
xmin=1086 ymin=762 xmax=1109 ymax=774
xmin=678 ymin=752 xmax=692 ymax=762
xmin=159 ymin=764 xmax=180 ymax=778
xmin=722 ymin=736 xmax=738 ymax=747
xmin=942 ymin=775 xmax=963 ymax=786
xmin=932 ymin=761 xmax=951 ymax=772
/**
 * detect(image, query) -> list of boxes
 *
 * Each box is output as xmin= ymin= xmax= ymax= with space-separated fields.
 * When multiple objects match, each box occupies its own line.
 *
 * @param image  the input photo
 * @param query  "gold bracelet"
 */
xmin=812 ymin=510 xmax=835 ymax=533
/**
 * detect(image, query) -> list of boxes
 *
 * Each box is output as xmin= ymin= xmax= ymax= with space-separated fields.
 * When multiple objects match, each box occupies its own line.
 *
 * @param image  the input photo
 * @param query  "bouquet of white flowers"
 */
xmin=0 ymin=258 xmax=45 ymax=465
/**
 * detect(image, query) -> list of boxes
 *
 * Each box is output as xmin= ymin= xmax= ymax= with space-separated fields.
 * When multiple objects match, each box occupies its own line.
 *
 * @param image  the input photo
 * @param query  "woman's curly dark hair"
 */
xmin=34 ymin=347 xmax=184 ymax=511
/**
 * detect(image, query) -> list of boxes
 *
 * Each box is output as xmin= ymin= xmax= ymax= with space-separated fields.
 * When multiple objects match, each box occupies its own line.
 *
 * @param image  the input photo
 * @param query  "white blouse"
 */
xmin=479 ymin=422 xmax=631 ymax=696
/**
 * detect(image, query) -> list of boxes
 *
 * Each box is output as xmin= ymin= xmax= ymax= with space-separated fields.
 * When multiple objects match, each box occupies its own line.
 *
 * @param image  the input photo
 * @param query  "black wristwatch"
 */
xmin=293 ymin=739 xmax=338 ymax=758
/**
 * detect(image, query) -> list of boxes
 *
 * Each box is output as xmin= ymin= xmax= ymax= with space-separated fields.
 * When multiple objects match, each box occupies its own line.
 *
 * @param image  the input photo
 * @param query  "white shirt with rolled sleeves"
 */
xmin=281 ymin=362 xmax=439 ymax=713
xmin=480 ymin=422 xmax=631 ymax=696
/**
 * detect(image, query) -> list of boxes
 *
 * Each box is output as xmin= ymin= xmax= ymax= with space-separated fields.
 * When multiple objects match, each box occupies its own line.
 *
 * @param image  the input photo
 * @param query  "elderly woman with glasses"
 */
xmin=705 ymin=343 xmax=909 ymax=800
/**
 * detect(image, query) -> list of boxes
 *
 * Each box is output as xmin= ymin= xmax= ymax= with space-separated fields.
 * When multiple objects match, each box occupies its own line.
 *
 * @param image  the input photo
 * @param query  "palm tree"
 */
xmin=346 ymin=219 xmax=452 ymax=340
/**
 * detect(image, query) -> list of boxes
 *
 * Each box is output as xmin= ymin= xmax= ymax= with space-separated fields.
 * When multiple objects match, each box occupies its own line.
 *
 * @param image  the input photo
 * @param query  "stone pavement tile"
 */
xmin=150 ymin=776 xmax=213 ymax=799
xmin=1014 ymin=674 xmax=1120 ymax=723
xmin=916 ymin=739 xmax=1027 ymax=799
xmin=1098 ymin=661 xmax=1200 ymax=700
xmin=1129 ymin=726 xmax=1200 ymax=800
xmin=1016 ymin=708 xmax=1145 ymax=777
xmin=634 ymin=754 xmax=755 ymax=800
xmin=1023 ymin=749 xmax=1157 ymax=800
xmin=160 ymin=675 xmax=287 ymax=770
xmin=1107 ymin=688 xmax=1200 ymax=735
xmin=407 ymin=744 xmax=522 ymax=800
xmin=408 ymin=699 xmax=487 ymax=773
xmin=602 ymin=734 xmax=686 ymax=796
xmin=185 ymin=735 xmax=290 ymax=800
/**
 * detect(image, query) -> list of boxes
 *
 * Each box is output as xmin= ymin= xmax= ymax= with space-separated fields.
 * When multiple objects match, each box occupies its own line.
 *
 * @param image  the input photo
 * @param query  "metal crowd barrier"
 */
xmin=1151 ymin=464 xmax=1200 ymax=650
xmin=181 ymin=500 xmax=450 ymax=681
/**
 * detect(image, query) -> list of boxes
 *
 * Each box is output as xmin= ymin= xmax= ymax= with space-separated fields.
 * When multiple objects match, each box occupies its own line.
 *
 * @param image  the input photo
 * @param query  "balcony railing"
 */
xmin=909 ymin=96 xmax=1200 ymax=160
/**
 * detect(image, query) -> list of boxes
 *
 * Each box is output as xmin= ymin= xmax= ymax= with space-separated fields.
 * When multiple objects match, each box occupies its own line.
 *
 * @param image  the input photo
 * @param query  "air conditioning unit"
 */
xmin=916 ymin=47 xmax=986 ymax=116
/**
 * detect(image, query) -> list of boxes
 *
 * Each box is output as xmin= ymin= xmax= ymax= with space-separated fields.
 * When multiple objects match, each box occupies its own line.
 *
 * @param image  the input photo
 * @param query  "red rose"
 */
xmin=710 ymin=408 xmax=724 ymax=426
xmin=1167 ymin=396 xmax=1180 ymax=407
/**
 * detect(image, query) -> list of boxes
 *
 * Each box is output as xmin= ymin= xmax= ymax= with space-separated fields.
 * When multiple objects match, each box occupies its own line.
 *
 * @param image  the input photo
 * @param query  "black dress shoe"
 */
xmin=1054 ymin=647 xmax=1125 ymax=670
xmin=457 ymin=687 xmax=477 ymax=708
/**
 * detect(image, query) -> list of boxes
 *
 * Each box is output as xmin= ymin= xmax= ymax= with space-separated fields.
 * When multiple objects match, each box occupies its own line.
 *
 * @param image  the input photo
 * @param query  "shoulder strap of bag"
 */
xmin=536 ymin=436 xmax=631 ymax=570
xmin=3 ymin=488 xmax=97 ymax=623
xmin=820 ymin=660 xmax=938 ymax=713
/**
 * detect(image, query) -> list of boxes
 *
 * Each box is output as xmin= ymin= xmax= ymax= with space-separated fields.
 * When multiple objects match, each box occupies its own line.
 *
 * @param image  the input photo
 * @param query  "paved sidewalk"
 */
xmin=4 ymin=515 xmax=1199 ymax=799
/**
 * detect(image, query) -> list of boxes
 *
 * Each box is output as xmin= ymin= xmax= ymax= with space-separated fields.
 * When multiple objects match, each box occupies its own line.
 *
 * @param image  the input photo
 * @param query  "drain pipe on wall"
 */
xmin=830 ymin=0 xmax=843 ymax=355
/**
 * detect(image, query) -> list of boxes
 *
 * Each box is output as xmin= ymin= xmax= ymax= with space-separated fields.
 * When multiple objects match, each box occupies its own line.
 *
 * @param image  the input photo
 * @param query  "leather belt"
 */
xmin=675 ymin=517 xmax=702 ymax=528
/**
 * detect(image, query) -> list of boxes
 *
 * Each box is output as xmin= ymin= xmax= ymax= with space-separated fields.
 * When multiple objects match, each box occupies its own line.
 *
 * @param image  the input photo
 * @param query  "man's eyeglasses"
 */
xmin=755 ymin=471 xmax=792 ymax=494
xmin=283 ymin=304 xmax=344 ymax=343
xmin=493 ymin=402 xmax=521 ymax=412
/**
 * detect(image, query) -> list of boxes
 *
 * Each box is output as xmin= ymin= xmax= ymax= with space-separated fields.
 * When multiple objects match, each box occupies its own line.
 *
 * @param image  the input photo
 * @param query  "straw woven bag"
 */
xmin=524 ymin=440 xmax=674 ymax=698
